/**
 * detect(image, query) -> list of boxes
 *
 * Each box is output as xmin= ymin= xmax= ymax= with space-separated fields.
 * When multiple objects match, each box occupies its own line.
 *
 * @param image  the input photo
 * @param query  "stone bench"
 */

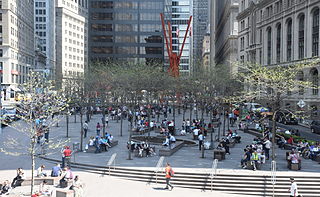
xmin=246 ymin=161 xmax=262 ymax=170
xmin=283 ymin=143 xmax=297 ymax=150
xmin=227 ymin=139 xmax=236 ymax=148
xmin=213 ymin=149 xmax=226 ymax=161
xmin=159 ymin=141 xmax=184 ymax=156
xmin=287 ymin=160 xmax=301 ymax=171
xmin=56 ymin=189 xmax=74 ymax=197
xmin=132 ymin=128 xmax=150 ymax=135
xmin=134 ymin=146 xmax=156 ymax=157
xmin=20 ymin=177 xmax=60 ymax=186
xmin=246 ymin=129 xmax=263 ymax=138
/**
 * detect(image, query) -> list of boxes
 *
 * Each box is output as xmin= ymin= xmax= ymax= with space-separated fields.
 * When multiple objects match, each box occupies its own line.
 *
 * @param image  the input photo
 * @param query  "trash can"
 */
xmin=73 ymin=142 xmax=80 ymax=153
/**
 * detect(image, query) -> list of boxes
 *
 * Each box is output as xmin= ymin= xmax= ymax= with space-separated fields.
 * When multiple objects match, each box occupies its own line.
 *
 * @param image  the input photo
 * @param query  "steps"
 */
xmin=40 ymin=156 xmax=320 ymax=196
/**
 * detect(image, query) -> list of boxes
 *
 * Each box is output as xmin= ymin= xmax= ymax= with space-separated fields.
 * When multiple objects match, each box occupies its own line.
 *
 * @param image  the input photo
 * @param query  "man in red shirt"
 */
xmin=62 ymin=146 xmax=72 ymax=168
xmin=164 ymin=163 xmax=174 ymax=190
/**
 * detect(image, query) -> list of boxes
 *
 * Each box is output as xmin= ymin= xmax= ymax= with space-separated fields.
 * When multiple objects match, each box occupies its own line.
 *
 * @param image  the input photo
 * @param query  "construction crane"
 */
xmin=160 ymin=13 xmax=192 ymax=77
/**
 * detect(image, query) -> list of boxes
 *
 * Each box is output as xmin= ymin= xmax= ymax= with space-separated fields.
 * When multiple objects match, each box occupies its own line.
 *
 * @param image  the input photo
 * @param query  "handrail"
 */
xmin=155 ymin=156 xmax=165 ymax=185
xmin=106 ymin=153 xmax=117 ymax=176
xmin=210 ymin=159 xmax=218 ymax=192
xmin=271 ymin=160 xmax=276 ymax=197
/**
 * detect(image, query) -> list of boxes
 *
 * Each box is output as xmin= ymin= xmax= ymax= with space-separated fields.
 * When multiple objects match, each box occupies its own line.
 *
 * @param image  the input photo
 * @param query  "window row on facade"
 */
xmin=91 ymin=12 xmax=161 ymax=21
xmin=91 ymin=1 xmax=163 ymax=10
xmin=91 ymin=46 xmax=162 ymax=55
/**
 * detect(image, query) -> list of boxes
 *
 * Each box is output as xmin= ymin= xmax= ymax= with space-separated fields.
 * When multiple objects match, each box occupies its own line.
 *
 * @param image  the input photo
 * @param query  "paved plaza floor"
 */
xmin=0 ymin=170 xmax=253 ymax=197
xmin=1 ymin=111 xmax=320 ymax=172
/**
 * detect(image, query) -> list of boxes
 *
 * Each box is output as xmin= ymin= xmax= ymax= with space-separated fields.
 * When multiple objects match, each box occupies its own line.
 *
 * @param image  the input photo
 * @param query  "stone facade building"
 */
xmin=237 ymin=0 xmax=320 ymax=117
xmin=0 ymin=0 xmax=35 ymax=101
xmin=55 ymin=0 xmax=88 ymax=87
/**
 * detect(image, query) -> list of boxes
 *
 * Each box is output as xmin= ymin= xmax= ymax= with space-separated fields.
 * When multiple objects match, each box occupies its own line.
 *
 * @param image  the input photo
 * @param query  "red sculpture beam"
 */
xmin=160 ymin=13 xmax=192 ymax=77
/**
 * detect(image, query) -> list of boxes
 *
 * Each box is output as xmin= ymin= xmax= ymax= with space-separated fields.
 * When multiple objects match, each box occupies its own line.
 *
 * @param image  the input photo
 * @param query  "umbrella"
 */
xmin=255 ymin=107 xmax=269 ymax=112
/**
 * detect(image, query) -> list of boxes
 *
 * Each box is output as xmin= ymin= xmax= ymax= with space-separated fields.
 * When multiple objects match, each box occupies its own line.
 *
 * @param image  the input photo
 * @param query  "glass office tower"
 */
xmin=89 ymin=0 xmax=165 ymax=65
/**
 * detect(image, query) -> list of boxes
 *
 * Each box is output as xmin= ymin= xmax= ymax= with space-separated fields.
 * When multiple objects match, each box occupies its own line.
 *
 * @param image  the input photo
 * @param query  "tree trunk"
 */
xmin=66 ymin=114 xmax=69 ymax=138
xmin=120 ymin=114 xmax=123 ymax=137
xmin=31 ymin=138 xmax=35 ymax=195
xmin=189 ymin=103 xmax=193 ymax=121
xmin=86 ymin=106 xmax=90 ymax=122
xmin=74 ymin=112 xmax=76 ymax=123
xmin=183 ymin=105 xmax=186 ymax=120
xmin=102 ymin=107 xmax=106 ymax=137
xmin=80 ymin=110 xmax=83 ymax=151
xmin=223 ymin=109 xmax=226 ymax=136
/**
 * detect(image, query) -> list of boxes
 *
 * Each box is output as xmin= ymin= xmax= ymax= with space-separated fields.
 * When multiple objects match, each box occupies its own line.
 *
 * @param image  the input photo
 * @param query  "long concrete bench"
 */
xmin=159 ymin=141 xmax=184 ymax=156
xmin=213 ymin=149 xmax=226 ymax=161
xmin=20 ymin=177 xmax=61 ymax=186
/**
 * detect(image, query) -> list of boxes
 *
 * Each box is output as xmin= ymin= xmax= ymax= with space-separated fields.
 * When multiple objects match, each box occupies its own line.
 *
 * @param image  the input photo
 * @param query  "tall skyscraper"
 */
xmin=34 ymin=0 xmax=56 ymax=77
xmin=211 ymin=0 xmax=239 ymax=74
xmin=0 ymin=0 xmax=35 ymax=101
xmin=55 ymin=0 xmax=88 ymax=87
xmin=192 ymin=0 xmax=209 ymax=71
xmin=89 ymin=0 xmax=165 ymax=65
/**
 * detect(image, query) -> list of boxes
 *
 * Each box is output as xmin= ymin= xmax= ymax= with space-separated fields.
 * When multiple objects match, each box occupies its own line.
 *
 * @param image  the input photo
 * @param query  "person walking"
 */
xmin=198 ymin=132 xmax=205 ymax=151
xmin=96 ymin=122 xmax=101 ymax=136
xmin=164 ymin=163 xmax=174 ymax=190
xmin=289 ymin=177 xmax=300 ymax=197
xmin=83 ymin=121 xmax=88 ymax=138
xmin=263 ymin=138 xmax=271 ymax=160
xmin=62 ymin=146 xmax=72 ymax=168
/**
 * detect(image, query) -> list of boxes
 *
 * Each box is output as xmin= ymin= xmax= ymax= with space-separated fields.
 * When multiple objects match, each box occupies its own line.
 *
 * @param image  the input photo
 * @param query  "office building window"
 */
xmin=312 ymin=9 xmax=319 ymax=57
xmin=298 ymin=15 xmax=305 ymax=59
xmin=267 ymin=27 xmax=272 ymax=65
xmin=276 ymin=24 xmax=281 ymax=63
xmin=287 ymin=19 xmax=292 ymax=61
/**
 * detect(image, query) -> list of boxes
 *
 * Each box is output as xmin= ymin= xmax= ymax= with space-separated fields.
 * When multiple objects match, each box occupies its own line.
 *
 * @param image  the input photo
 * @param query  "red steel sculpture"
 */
xmin=160 ymin=13 xmax=192 ymax=77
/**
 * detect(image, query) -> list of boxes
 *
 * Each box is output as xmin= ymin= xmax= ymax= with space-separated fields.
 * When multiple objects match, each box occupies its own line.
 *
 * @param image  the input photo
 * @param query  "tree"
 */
xmin=0 ymin=72 xmax=68 ymax=195
xmin=236 ymin=60 xmax=319 ymax=161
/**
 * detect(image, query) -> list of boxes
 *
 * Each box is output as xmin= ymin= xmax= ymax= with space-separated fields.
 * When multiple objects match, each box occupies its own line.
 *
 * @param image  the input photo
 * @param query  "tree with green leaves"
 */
xmin=236 ymin=59 xmax=319 ymax=161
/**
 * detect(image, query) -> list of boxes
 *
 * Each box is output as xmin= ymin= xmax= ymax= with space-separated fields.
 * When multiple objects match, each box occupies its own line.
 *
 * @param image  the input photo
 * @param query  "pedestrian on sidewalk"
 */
xmin=198 ymin=132 xmax=205 ymax=151
xmin=288 ymin=177 xmax=300 ymax=197
xmin=62 ymin=146 xmax=72 ymax=168
xmin=83 ymin=121 xmax=88 ymax=138
xmin=263 ymin=138 xmax=271 ymax=160
xmin=96 ymin=122 xmax=101 ymax=136
xmin=164 ymin=163 xmax=174 ymax=190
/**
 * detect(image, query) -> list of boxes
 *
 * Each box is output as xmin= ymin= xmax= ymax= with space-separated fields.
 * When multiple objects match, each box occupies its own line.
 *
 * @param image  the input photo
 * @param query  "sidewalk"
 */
xmin=1 ymin=111 xmax=320 ymax=172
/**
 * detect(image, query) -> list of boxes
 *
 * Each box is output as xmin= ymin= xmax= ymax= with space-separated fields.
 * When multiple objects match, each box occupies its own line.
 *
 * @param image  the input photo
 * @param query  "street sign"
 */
xmin=297 ymin=100 xmax=305 ymax=108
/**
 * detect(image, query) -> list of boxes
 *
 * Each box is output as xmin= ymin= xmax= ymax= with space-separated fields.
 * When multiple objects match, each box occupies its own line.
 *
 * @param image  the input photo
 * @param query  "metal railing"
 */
xmin=271 ymin=160 xmax=277 ymax=197
xmin=155 ymin=156 xmax=165 ymax=185
xmin=106 ymin=153 xmax=117 ymax=176
xmin=210 ymin=159 xmax=218 ymax=192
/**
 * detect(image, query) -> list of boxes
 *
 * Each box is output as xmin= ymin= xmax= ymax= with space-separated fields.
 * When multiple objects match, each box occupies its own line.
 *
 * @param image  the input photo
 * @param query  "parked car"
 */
xmin=243 ymin=103 xmax=263 ymax=112
xmin=3 ymin=107 xmax=18 ymax=121
xmin=275 ymin=110 xmax=298 ymax=125
xmin=311 ymin=120 xmax=320 ymax=134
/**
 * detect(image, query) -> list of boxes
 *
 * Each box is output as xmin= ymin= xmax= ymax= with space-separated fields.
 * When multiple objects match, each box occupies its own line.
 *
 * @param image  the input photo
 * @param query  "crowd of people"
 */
xmin=240 ymin=137 xmax=271 ymax=170
xmin=5 ymin=164 xmax=84 ymax=197
xmin=127 ymin=141 xmax=156 ymax=157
